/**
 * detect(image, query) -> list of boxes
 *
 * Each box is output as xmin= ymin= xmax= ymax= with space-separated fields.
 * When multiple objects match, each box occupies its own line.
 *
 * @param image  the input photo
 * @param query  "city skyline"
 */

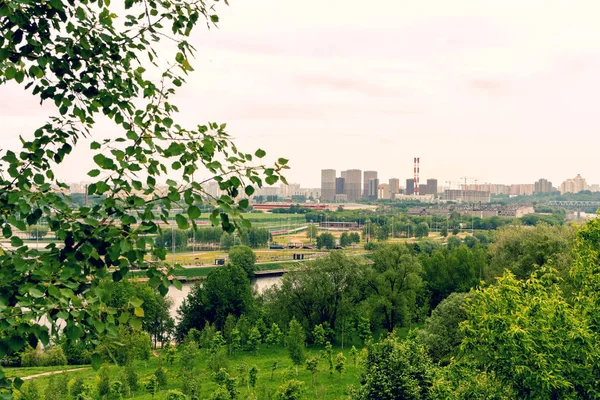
xmin=3 ymin=1 xmax=600 ymax=188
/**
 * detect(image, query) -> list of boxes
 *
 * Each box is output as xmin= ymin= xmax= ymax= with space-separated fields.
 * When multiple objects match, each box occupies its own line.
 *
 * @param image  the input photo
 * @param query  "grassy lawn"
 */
xmin=18 ymin=345 xmax=366 ymax=399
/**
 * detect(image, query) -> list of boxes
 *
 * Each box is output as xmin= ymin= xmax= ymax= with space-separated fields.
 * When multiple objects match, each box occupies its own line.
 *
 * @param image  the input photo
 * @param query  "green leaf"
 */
xmin=88 ymin=169 xmax=100 ymax=177
xmin=118 ymin=313 xmax=129 ymax=324
xmin=265 ymin=175 xmax=279 ymax=185
xmin=91 ymin=353 xmax=102 ymax=371
xmin=188 ymin=205 xmax=201 ymax=219
xmin=33 ymin=174 xmax=44 ymax=184
xmin=130 ymin=297 xmax=143 ymax=308
xmin=28 ymin=287 xmax=45 ymax=298
xmin=10 ymin=236 xmax=23 ymax=247
xmin=163 ymin=117 xmax=173 ymax=128
xmin=210 ymin=15 xmax=219 ymax=23
xmin=90 ymin=141 xmax=101 ymax=150
xmin=134 ymin=307 xmax=144 ymax=317
xmin=255 ymin=149 xmax=266 ymax=158
xmin=173 ymin=279 xmax=182 ymax=290
xmin=5 ymin=66 xmax=16 ymax=80
xmin=245 ymin=186 xmax=255 ymax=196
xmin=176 ymin=214 xmax=189 ymax=230
xmin=29 ymin=65 xmax=44 ymax=78
xmin=277 ymin=158 xmax=289 ymax=165
xmin=130 ymin=317 xmax=142 ymax=330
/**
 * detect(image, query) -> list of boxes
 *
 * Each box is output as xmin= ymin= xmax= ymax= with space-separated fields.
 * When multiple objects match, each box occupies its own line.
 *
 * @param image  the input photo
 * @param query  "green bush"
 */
xmin=20 ymin=345 xmax=67 ymax=367
xmin=97 ymin=366 xmax=111 ymax=399
xmin=155 ymin=366 xmax=168 ymax=389
xmin=20 ymin=345 xmax=40 ymax=367
xmin=124 ymin=362 xmax=139 ymax=393
xmin=166 ymin=391 xmax=187 ymax=400
xmin=274 ymin=379 xmax=304 ymax=400
xmin=43 ymin=346 xmax=67 ymax=366
xmin=15 ymin=380 xmax=41 ymax=400
xmin=61 ymin=340 xmax=91 ymax=365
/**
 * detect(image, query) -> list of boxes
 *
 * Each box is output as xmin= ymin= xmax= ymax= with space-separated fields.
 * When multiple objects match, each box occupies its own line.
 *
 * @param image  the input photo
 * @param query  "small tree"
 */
xmin=166 ymin=345 xmax=177 ymax=366
xmin=316 ymin=233 xmax=335 ymax=249
xmin=306 ymin=224 xmax=318 ymax=240
xmin=440 ymin=226 xmax=448 ymax=237
xmin=350 ymin=346 xmax=358 ymax=368
xmin=247 ymin=327 xmax=261 ymax=355
xmin=274 ymin=380 xmax=304 ymax=400
xmin=415 ymin=222 xmax=429 ymax=238
xmin=146 ymin=375 xmax=158 ymax=398
xmin=231 ymin=328 xmax=242 ymax=354
xmin=286 ymin=319 xmax=306 ymax=376
xmin=124 ymin=362 xmax=139 ymax=393
xmin=249 ymin=366 xmax=259 ymax=389
xmin=312 ymin=324 xmax=326 ymax=346
xmin=155 ymin=366 xmax=168 ymax=389
xmin=339 ymin=232 xmax=351 ymax=247
xmin=452 ymin=227 xmax=460 ymax=236
xmin=305 ymin=355 xmax=320 ymax=392
xmin=324 ymin=342 xmax=334 ymax=375
xmin=228 ymin=245 xmax=257 ymax=276
xmin=270 ymin=361 xmax=279 ymax=381
xmin=19 ymin=380 xmax=41 ymax=400
xmin=220 ymin=232 xmax=235 ymax=250
xmin=265 ymin=323 xmax=283 ymax=346
xmin=97 ymin=366 xmax=111 ymax=399
xmin=224 ymin=314 xmax=238 ymax=354
xmin=213 ymin=368 xmax=237 ymax=400
xmin=107 ymin=381 xmax=124 ymax=400
xmin=335 ymin=352 xmax=346 ymax=379
xmin=166 ymin=391 xmax=187 ymax=400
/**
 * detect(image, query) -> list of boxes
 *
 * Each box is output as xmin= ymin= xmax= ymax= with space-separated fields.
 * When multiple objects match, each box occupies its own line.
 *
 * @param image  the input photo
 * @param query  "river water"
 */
xmin=167 ymin=276 xmax=282 ymax=321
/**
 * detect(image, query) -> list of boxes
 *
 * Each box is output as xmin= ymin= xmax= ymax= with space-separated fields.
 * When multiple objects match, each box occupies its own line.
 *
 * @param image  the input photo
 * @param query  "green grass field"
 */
xmin=15 ymin=345 xmax=366 ymax=399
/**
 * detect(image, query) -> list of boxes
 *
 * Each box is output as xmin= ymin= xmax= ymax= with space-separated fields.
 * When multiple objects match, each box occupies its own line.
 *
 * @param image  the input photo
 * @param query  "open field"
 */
xmin=13 ymin=345 xmax=365 ymax=400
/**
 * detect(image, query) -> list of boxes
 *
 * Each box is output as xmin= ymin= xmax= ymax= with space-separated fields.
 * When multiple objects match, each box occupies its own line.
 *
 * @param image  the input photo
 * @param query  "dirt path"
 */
xmin=20 ymin=367 xmax=89 ymax=381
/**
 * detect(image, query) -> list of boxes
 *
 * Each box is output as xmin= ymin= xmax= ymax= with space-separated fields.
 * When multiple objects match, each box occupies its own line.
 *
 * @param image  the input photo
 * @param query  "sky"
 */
xmin=2 ymin=0 xmax=600 ymax=189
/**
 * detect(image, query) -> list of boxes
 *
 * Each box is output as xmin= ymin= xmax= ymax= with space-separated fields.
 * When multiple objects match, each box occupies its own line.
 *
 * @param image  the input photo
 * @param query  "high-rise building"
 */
xmin=560 ymin=174 xmax=588 ymax=194
xmin=426 ymin=179 xmax=438 ymax=197
xmin=320 ymin=169 xmax=336 ymax=201
xmin=378 ymin=183 xmax=390 ymax=199
xmin=405 ymin=178 xmax=415 ymax=195
xmin=534 ymin=178 xmax=553 ymax=194
xmin=444 ymin=190 xmax=491 ymax=203
xmin=363 ymin=171 xmax=378 ymax=199
xmin=335 ymin=177 xmax=345 ymax=195
xmin=342 ymin=169 xmax=362 ymax=201
xmin=368 ymin=178 xmax=379 ymax=200
xmin=389 ymin=178 xmax=400 ymax=196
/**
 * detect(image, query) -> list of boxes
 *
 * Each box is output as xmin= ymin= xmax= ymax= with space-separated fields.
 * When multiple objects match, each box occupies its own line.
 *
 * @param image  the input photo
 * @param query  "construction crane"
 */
xmin=460 ymin=177 xmax=474 ymax=191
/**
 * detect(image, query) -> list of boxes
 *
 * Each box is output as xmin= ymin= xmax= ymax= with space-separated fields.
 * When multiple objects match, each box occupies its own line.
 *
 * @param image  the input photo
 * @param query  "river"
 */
xmin=167 ymin=276 xmax=282 ymax=321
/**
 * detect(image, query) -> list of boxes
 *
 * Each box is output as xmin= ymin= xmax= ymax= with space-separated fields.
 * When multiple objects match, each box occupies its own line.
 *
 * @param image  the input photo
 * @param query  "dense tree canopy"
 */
xmin=366 ymin=244 xmax=422 ymax=331
xmin=176 ymin=264 xmax=253 ymax=339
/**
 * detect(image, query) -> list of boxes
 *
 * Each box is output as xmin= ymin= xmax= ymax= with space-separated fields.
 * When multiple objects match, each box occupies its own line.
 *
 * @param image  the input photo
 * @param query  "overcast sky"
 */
xmin=3 ymin=0 xmax=600 ymax=188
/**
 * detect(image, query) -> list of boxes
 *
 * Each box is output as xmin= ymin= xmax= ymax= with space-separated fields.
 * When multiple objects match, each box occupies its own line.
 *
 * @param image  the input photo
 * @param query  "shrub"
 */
xmin=97 ymin=366 xmax=111 ymax=399
xmin=20 ymin=345 xmax=40 ymax=367
xmin=274 ymin=379 xmax=304 ymax=400
xmin=61 ymin=340 xmax=91 ymax=365
xmin=155 ymin=366 xmax=168 ymax=389
xmin=45 ymin=374 xmax=69 ymax=400
xmin=17 ymin=380 xmax=41 ymax=400
xmin=107 ymin=381 xmax=124 ymax=400
xmin=166 ymin=391 xmax=187 ymax=400
xmin=124 ymin=362 xmax=139 ymax=393
xmin=43 ymin=346 xmax=67 ymax=366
